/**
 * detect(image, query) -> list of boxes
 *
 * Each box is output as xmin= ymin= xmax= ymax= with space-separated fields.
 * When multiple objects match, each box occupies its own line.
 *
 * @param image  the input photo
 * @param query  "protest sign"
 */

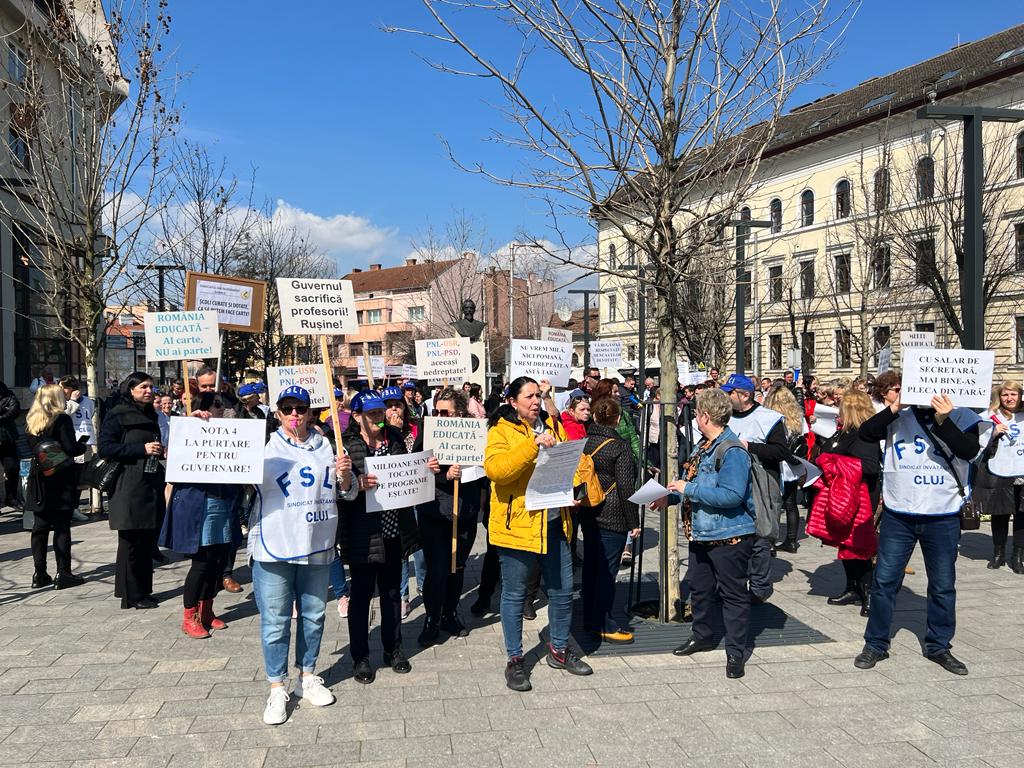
xmin=541 ymin=327 xmax=572 ymax=345
xmin=276 ymin=277 xmax=358 ymax=335
xmin=144 ymin=310 xmax=221 ymax=362
xmin=403 ymin=364 xmax=419 ymax=380
xmin=901 ymin=330 xmax=935 ymax=349
xmin=267 ymin=365 xmax=330 ymax=409
xmin=510 ymin=340 xmax=573 ymax=388
xmin=423 ymin=416 xmax=488 ymax=466
xmin=415 ymin=337 xmax=472 ymax=383
xmin=901 ymin=347 xmax=994 ymax=409
xmin=810 ymin=403 xmax=838 ymax=438
xmin=589 ymin=340 xmax=623 ymax=369
xmin=980 ymin=414 xmax=1024 ymax=478
xmin=165 ymin=417 xmax=266 ymax=484
xmin=184 ymin=271 xmax=267 ymax=333
xmin=628 ymin=478 xmax=670 ymax=506
xmin=358 ymin=356 xmax=386 ymax=380
xmin=525 ymin=440 xmax=587 ymax=511
xmin=365 ymin=450 xmax=436 ymax=512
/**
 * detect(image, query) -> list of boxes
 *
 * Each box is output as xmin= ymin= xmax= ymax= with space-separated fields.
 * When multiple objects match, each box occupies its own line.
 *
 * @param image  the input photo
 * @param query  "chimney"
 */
xmin=405 ymin=258 xmax=417 ymax=266
xmin=351 ymin=268 xmax=362 ymax=273
xmin=369 ymin=264 xmax=382 ymax=271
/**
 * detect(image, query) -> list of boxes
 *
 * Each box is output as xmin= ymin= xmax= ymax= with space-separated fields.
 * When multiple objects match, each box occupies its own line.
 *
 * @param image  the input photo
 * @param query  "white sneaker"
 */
xmin=263 ymin=686 xmax=289 ymax=725
xmin=298 ymin=675 xmax=335 ymax=707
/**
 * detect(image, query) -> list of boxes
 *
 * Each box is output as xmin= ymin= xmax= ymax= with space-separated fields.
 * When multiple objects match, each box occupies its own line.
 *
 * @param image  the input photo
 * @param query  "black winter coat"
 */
xmin=0 ymin=383 xmax=19 ymax=445
xmin=25 ymin=414 xmax=87 ymax=516
xmin=338 ymin=424 xmax=418 ymax=564
xmin=411 ymin=433 xmax=484 ymax=525
xmin=98 ymin=401 xmax=166 ymax=530
xmin=580 ymin=423 xmax=640 ymax=533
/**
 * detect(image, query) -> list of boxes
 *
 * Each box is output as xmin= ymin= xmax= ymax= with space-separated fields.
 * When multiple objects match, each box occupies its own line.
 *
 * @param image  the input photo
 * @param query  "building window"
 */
xmin=1017 ymin=132 xmax=1024 ymax=179
xmin=834 ymin=253 xmax=852 ymax=293
xmin=835 ymin=179 xmax=851 ymax=218
xmin=801 ymin=331 xmax=815 ymax=372
xmin=366 ymin=308 xmax=383 ymax=324
xmin=874 ymin=167 xmax=890 ymax=210
xmin=607 ymin=243 xmax=617 ymax=270
xmin=800 ymin=190 xmax=814 ymax=227
xmin=625 ymin=242 xmax=637 ymax=266
xmin=608 ymin=294 xmax=617 ymax=323
xmin=770 ymin=198 xmax=782 ymax=233
xmin=871 ymin=244 xmax=891 ymax=288
xmin=740 ymin=270 xmax=752 ymax=306
xmin=626 ymin=290 xmax=636 ymax=320
xmin=408 ymin=305 xmax=425 ymax=322
xmin=348 ymin=343 xmax=363 ymax=356
xmin=915 ymin=322 xmax=935 ymax=333
xmin=7 ymin=44 xmax=26 ymax=84
xmin=799 ymin=260 xmax=815 ymax=299
xmin=628 ymin=344 xmax=637 ymax=360
xmin=1017 ymin=317 xmax=1024 ymax=364
xmin=1016 ymin=223 xmax=1024 ymax=271
xmin=915 ymin=237 xmax=936 ymax=284
xmin=916 ymin=156 xmax=935 ymax=200
xmin=367 ymin=341 xmax=382 ymax=356
xmin=8 ymin=128 xmax=29 ymax=170
xmin=769 ymin=334 xmax=782 ymax=369
xmin=743 ymin=337 xmax=753 ymax=368
xmin=873 ymin=326 xmax=891 ymax=366
xmin=768 ymin=265 xmax=783 ymax=302
xmin=835 ymin=329 xmax=852 ymax=368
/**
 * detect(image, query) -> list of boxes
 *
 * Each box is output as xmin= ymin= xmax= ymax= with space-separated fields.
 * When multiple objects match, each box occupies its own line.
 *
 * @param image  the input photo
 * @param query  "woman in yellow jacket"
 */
xmin=484 ymin=376 xmax=593 ymax=692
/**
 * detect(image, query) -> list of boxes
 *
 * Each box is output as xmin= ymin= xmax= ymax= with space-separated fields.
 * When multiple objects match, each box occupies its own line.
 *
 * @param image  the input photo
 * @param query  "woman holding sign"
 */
xmin=249 ymin=385 xmax=352 ymax=725
xmin=974 ymin=381 xmax=1024 ymax=572
xmin=484 ymin=376 xmax=592 ymax=693
xmin=339 ymin=390 xmax=419 ymax=685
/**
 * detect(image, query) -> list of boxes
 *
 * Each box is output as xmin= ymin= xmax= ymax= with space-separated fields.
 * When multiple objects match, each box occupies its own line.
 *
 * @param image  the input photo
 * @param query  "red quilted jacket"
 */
xmin=806 ymin=452 xmax=877 ymax=560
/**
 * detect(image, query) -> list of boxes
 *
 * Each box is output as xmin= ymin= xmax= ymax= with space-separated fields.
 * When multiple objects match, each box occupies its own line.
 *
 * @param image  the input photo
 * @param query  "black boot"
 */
xmin=988 ymin=546 xmax=1006 ymax=569
xmin=777 ymin=538 xmax=799 ymax=554
xmin=858 ymin=568 xmax=873 ymax=618
xmin=417 ymin=617 xmax=441 ymax=647
xmin=827 ymin=580 xmax=861 ymax=606
xmin=1011 ymin=546 xmax=1024 ymax=575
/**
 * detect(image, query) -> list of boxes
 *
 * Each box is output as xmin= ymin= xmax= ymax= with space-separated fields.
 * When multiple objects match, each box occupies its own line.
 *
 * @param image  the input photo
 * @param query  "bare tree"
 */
xmin=389 ymin=0 xmax=848 ymax=617
xmin=0 ymin=0 xmax=177 ymax=406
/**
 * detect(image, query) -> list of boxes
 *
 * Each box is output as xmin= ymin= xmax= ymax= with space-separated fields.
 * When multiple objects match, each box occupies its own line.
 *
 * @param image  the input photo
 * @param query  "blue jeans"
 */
xmin=252 ymin=560 xmax=331 ymax=683
xmin=400 ymin=551 xmax=426 ymax=600
xmin=330 ymin=556 xmax=349 ymax=599
xmin=498 ymin=518 xmax=573 ymax=658
xmin=864 ymin=511 xmax=960 ymax=657
xmin=580 ymin=523 xmax=627 ymax=633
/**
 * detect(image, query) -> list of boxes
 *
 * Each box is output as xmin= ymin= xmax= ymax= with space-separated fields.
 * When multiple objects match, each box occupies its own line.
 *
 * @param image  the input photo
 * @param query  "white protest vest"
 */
xmin=71 ymin=396 xmax=97 ymax=445
xmin=729 ymin=406 xmax=783 ymax=445
xmin=882 ymin=407 xmax=979 ymax=516
xmin=251 ymin=430 xmax=338 ymax=561
xmin=979 ymin=411 xmax=1024 ymax=479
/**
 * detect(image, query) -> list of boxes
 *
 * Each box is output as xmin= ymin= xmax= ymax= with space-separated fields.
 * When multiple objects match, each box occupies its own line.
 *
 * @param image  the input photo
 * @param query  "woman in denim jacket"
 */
xmin=652 ymin=388 xmax=755 ymax=678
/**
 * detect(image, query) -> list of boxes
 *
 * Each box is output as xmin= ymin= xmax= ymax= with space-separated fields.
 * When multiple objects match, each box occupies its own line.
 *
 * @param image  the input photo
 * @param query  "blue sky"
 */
xmin=166 ymin=2 xmax=1022 ymax=276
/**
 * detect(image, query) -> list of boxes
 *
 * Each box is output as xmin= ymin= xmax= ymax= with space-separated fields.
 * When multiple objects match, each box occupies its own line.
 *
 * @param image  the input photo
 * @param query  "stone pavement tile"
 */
xmin=444 ymin=694 xmax=526 ymax=719
xmin=795 ymin=686 xmax=887 ymax=709
xmin=222 ymin=724 xmax=320 ymax=749
xmin=535 ymin=669 xmax=630 ymax=691
xmin=811 ymin=670 xmax=891 ymax=689
xmin=74 ymin=665 xmax=159 ymax=680
xmin=489 ymin=707 xmax=575 ymax=733
xmin=316 ymin=720 xmax=406 ymax=742
xmin=264 ymin=743 xmax=361 ymax=767
xmin=743 ymin=748 xmax=845 ymax=768
xmin=150 ymin=658 xmax=228 ymax=674
xmin=749 ymin=644 xmax=827 ymax=662
xmin=759 ymin=659 xmax=840 ymax=677
xmin=0 ymin=692 xmax=53 ymax=710
xmin=826 ymin=741 xmax=940 ymax=767
xmin=69 ymin=758 xmax=171 ymax=768
xmin=417 ymin=752 xmax=502 ymax=768
xmin=734 ymin=673 xmax=825 ymax=694
xmin=909 ymin=733 xmax=1020 ymax=762
xmin=568 ymin=701 xmax=654 ymax=728
xmin=70 ymin=702 xmax=163 ymax=723
xmin=404 ymin=712 xmax=491 ymax=737
xmin=589 ymin=740 xmax=688 ymax=764
xmin=763 ymin=724 xmax=859 ymax=752
xmin=677 ymin=729 xmax=773 ymax=758
xmin=925 ymin=694 xmax=1023 ymax=718
xmin=165 ymin=749 xmax=269 ymax=768
xmin=649 ymin=693 xmax=734 ymax=716
xmin=362 ymin=699 xmax=445 ymax=722
xmin=401 ymin=680 xmax=481 ymax=701
xmin=595 ymin=683 xmax=678 ymax=704
xmin=699 ymin=711 xmax=795 ymax=739
xmin=42 ymin=738 xmax=140 ymax=762
xmin=0 ymin=741 xmax=43 ymax=763
xmin=176 ymin=668 xmax=259 ymax=686
xmin=911 ymin=709 xmax=1024 ymax=740
xmin=129 ymin=733 xmax=229 ymax=758
xmin=520 ymin=689 xmax=603 ymax=709
xmin=122 ymin=685 xmax=212 ymax=705
xmin=0 ymin=664 xmax=83 ymax=682
xmin=647 ymin=755 xmax=749 ymax=768
xmin=324 ymin=683 xmax=404 ymax=706
xmin=360 ymin=734 xmax=453 ymax=761
xmin=0 ymin=704 xmax=78 ymax=726
xmin=534 ymin=721 xmax=625 ymax=750
xmin=42 ymin=689 xmax=132 ymax=709
xmin=451 ymin=728 xmax=540 ymax=754
xmin=4 ymin=722 xmax=104 ymax=743
xmin=842 ymin=718 xmax=942 ymax=744
xmin=153 ymin=698 xmax=245 ymax=719
xmin=204 ymin=681 xmax=266 ymax=699
xmin=497 ymin=743 xmax=596 ymax=768
xmin=97 ymin=718 xmax=195 ymax=739
xmin=96 ymin=673 xmax=184 ymax=691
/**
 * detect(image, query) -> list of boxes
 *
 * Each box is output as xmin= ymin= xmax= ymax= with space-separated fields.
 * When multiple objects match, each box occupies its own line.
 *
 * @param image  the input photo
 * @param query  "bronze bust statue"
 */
xmin=453 ymin=298 xmax=486 ymax=342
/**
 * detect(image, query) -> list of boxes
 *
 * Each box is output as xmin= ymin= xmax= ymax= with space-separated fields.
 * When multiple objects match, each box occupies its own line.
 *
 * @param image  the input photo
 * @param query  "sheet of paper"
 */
xmin=460 ymin=465 xmax=487 ymax=483
xmin=524 ymin=440 xmax=587 ymax=511
xmin=810 ymin=403 xmax=838 ymax=438
xmin=628 ymin=478 xmax=670 ymax=505
xmin=781 ymin=456 xmax=823 ymax=488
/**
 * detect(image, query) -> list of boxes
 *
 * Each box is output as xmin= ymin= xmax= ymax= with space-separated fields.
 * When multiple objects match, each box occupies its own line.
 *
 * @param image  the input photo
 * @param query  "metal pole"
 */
xmin=582 ymin=296 xmax=591 ymax=370
xmin=508 ymin=246 xmax=515 ymax=353
xmin=637 ymin=264 xmax=646 ymax=393
xmin=157 ymin=267 xmax=166 ymax=385
xmin=963 ymin=114 xmax=984 ymax=350
xmin=735 ymin=224 xmax=747 ymax=373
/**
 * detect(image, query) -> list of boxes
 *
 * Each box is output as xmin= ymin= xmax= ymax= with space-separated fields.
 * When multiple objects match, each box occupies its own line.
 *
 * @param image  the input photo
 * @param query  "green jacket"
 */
xmin=617 ymin=413 xmax=641 ymax=467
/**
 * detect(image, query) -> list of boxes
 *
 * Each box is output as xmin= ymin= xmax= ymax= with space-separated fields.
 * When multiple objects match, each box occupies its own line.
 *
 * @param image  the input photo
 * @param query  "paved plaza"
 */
xmin=1 ymin=507 xmax=1023 ymax=768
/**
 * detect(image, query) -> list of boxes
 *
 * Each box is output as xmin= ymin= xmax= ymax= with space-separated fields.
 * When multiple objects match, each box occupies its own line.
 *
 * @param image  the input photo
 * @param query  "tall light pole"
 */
xmin=727 ymin=217 xmax=773 ymax=372
xmin=135 ymin=261 xmax=184 ymax=384
xmin=566 ymin=288 xmax=609 ymax=371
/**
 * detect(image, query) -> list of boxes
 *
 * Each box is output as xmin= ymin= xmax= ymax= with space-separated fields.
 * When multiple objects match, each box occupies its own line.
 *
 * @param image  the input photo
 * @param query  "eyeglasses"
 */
xmin=888 ymin=386 xmax=901 ymax=393
xmin=278 ymin=405 xmax=309 ymax=415
xmin=433 ymin=408 xmax=452 ymax=417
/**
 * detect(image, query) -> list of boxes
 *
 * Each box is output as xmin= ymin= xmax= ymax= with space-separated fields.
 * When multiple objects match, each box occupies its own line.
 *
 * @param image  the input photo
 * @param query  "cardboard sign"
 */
xmin=357 ymin=356 xmax=386 ymax=380
xmin=901 ymin=347 xmax=994 ymax=409
xmin=902 ymin=331 xmax=935 ymax=349
xmin=589 ymin=340 xmax=623 ymax=369
xmin=184 ymin=271 xmax=267 ymax=333
xmin=276 ymin=277 xmax=358 ymax=335
xmin=144 ymin=310 xmax=221 ymax=362
xmin=525 ymin=440 xmax=588 ymax=511
xmin=267 ymin=364 xmax=330 ymax=409
xmin=509 ymin=340 xmax=573 ymax=388
xmin=541 ymin=327 xmax=572 ymax=345
xmin=415 ymin=337 xmax=472 ymax=383
xmin=422 ymin=416 xmax=488 ymax=466
xmin=365 ymin=450 xmax=436 ymax=512
xmin=165 ymin=417 xmax=266 ymax=484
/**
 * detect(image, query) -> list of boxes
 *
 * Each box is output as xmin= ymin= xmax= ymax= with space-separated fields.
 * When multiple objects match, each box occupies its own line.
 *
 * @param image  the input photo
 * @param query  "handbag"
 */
xmin=912 ymin=409 xmax=979 ymax=531
xmin=33 ymin=439 xmax=72 ymax=477
xmin=79 ymin=455 xmax=122 ymax=493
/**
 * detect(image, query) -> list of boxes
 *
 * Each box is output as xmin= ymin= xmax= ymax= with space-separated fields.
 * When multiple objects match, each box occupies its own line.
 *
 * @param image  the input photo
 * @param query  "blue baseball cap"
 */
xmin=380 ymin=386 xmax=403 ymax=403
xmin=351 ymin=389 xmax=386 ymax=413
xmin=277 ymin=385 xmax=310 ymax=404
xmin=401 ymin=381 xmax=418 ymax=391
xmin=238 ymin=382 xmax=266 ymax=397
xmin=333 ymin=387 xmax=345 ymax=398
xmin=720 ymin=374 xmax=755 ymax=393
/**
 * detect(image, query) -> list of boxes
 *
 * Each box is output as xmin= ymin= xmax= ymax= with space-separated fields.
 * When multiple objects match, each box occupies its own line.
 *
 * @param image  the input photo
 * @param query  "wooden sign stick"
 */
xmin=451 ymin=478 xmax=460 ymax=574
xmin=182 ymin=360 xmax=192 ymax=416
xmin=321 ymin=336 xmax=341 ymax=438
xmin=363 ymin=349 xmax=376 ymax=390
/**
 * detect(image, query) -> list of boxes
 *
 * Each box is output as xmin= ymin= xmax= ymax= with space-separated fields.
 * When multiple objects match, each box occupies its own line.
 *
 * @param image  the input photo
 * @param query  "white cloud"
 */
xmin=271 ymin=200 xmax=398 ymax=258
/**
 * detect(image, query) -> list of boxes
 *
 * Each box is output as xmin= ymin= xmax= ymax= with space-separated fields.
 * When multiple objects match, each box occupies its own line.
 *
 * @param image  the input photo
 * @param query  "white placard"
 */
xmin=901 ymin=331 xmax=935 ymax=349
xmin=144 ymin=310 xmax=221 ymax=362
xmin=901 ymin=347 xmax=994 ymax=409
xmin=365 ymin=450 xmax=436 ymax=512
xmin=193 ymin=279 xmax=254 ymax=328
xmin=422 ymin=416 xmax=488 ymax=466
xmin=403 ymin=364 xmax=419 ymax=380
xmin=780 ymin=456 xmax=823 ymax=488
xmin=589 ymin=340 xmax=623 ymax=369
xmin=541 ymin=327 xmax=572 ymax=345
xmin=267 ymin=365 xmax=330 ymax=409
xmin=525 ymin=440 xmax=588 ymax=511
xmin=510 ymin=340 xmax=573 ymax=388
xmin=415 ymin=337 xmax=472 ymax=383
xmin=384 ymin=365 xmax=405 ymax=377
xmin=628 ymin=478 xmax=670 ymax=506
xmin=165 ymin=417 xmax=266 ymax=484
xmin=276 ymin=277 xmax=358 ymax=335
xmin=357 ymin=356 xmax=386 ymax=380
xmin=810 ymin=403 xmax=838 ymax=438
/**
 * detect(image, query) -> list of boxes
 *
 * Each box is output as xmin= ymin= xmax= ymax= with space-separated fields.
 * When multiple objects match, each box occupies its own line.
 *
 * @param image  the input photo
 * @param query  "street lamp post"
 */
xmin=916 ymin=104 xmax=1024 ymax=350
xmin=566 ymin=288 xmax=608 ymax=371
xmin=727 ymin=218 xmax=773 ymax=373
xmin=135 ymin=261 xmax=184 ymax=384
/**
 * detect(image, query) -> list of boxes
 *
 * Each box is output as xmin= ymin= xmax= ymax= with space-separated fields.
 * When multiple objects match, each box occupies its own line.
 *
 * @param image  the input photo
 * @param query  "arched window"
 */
xmin=740 ymin=206 xmax=751 ymax=221
xmin=916 ymin=156 xmax=935 ymax=200
xmin=770 ymin=198 xmax=782 ymax=232
xmin=874 ymin=167 xmax=891 ymax=210
xmin=737 ymin=206 xmax=751 ymax=245
xmin=800 ymin=190 xmax=815 ymax=227
xmin=1016 ymin=132 xmax=1024 ymax=179
xmin=835 ymin=179 xmax=851 ymax=218
xmin=607 ymin=243 xmax=617 ymax=269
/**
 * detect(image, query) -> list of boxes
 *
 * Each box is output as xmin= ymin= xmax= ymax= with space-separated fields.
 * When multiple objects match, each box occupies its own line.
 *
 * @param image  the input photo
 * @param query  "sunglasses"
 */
xmin=888 ymin=386 xmax=901 ymax=393
xmin=433 ymin=408 xmax=453 ymax=417
xmin=278 ymin=405 xmax=309 ymax=415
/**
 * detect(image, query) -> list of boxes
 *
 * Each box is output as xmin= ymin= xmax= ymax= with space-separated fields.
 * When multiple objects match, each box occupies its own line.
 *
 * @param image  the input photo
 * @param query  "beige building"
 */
xmin=600 ymin=24 xmax=1024 ymax=382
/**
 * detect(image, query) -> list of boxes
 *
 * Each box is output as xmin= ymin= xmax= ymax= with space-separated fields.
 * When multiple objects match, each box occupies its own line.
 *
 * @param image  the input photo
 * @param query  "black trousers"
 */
xmin=420 ymin=507 xmax=479 ymax=622
xmin=115 ymin=529 xmax=157 ymax=608
xmin=183 ymin=544 xmax=231 ymax=608
xmin=0 ymin=442 xmax=19 ymax=505
xmin=31 ymin=507 xmax=72 ymax=575
xmin=580 ymin=522 xmax=627 ymax=632
xmin=347 ymin=537 xmax=404 ymax=661
xmin=781 ymin=480 xmax=800 ymax=542
xmin=992 ymin=512 xmax=1024 ymax=549
xmin=687 ymin=536 xmax=754 ymax=658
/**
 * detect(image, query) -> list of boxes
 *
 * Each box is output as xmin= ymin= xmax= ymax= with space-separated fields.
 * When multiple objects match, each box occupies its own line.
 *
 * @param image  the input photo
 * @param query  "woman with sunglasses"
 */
xmin=339 ymin=390 xmax=419 ymax=684
xmin=249 ymin=386 xmax=352 ymax=725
